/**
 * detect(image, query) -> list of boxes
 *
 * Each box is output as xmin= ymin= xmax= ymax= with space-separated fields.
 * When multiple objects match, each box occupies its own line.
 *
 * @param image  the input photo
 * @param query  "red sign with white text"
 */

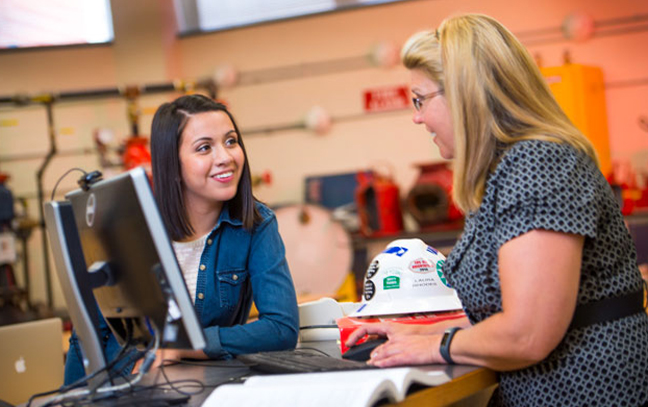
xmin=363 ymin=85 xmax=410 ymax=113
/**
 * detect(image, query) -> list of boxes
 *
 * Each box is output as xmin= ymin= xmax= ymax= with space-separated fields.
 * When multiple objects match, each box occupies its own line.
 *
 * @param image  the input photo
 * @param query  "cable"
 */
xmin=49 ymin=167 xmax=104 ymax=201
xmin=57 ymin=322 xmax=137 ymax=394
xmin=90 ymin=329 xmax=157 ymax=392
xmin=164 ymin=359 xmax=248 ymax=368
xmin=26 ymin=338 xmax=139 ymax=407
xmin=299 ymin=324 xmax=338 ymax=330
xmin=50 ymin=168 xmax=87 ymax=200
xmin=43 ymin=324 xmax=161 ymax=406
xmin=156 ymin=361 xmax=205 ymax=397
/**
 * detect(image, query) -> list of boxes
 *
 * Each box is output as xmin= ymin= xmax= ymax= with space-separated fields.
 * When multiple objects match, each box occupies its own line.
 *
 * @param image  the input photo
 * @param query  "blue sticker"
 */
xmin=426 ymin=246 xmax=438 ymax=255
xmin=382 ymin=246 xmax=408 ymax=257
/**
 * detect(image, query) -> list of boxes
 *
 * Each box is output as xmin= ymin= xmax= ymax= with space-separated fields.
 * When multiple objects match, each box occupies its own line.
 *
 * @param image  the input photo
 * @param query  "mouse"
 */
xmin=342 ymin=338 xmax=388 ymax=362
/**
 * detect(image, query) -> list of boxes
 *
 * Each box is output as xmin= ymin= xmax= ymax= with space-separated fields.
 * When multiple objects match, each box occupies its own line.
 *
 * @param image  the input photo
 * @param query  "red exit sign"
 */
xmin=363 ymin=85 xmax=411 ymax=112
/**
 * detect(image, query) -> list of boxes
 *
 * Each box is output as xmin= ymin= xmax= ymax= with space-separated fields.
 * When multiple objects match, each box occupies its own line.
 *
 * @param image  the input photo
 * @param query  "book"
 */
xmin=202 ymin=367 xmax=450 ymax=407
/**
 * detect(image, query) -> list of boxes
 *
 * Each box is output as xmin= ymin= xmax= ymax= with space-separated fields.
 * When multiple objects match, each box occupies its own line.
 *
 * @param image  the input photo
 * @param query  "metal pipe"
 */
xmin=0 ymin=147 xmax=116 ymax=164
xmin=58 ymin=88 xmax=122 ymax=100
xmin=15 ymin=198 xmax=35 ymax=308
xmin=19 ymin=233 xmax=31 ymax=307
xmin=35 ymin=98 xmax=57 ymax=310
xmin=0 ymin=78 xmax=201 ymax=108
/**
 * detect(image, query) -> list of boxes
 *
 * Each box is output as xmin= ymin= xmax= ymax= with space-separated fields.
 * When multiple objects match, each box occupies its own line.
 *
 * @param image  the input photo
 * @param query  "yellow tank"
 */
xmin=541 ymin=64 xmax=611 ymax=177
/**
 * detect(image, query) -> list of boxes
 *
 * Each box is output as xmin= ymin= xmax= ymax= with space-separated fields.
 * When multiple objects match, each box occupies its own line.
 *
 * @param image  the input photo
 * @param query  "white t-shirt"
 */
xmin=172 ymin=233 xmax=209 ymax=304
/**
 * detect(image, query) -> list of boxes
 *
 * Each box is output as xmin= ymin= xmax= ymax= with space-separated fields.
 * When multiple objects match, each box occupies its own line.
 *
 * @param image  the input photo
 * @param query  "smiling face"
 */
xmin=178 ymin=111 xmax=245 ymax=215
xmin=410 ymin=68 xmax=455 ymax=159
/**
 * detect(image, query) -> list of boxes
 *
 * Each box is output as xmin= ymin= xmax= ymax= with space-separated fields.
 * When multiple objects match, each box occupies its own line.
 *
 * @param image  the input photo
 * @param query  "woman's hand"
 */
xmin=345 ymin=321 xmax=426 ymax=349
xmin=345 ymin=317 xmax=470 ymax=350
xmin=132 ymin=349 xmax=183 ymax=374
xmin=367 ymin=333 xmax=444 ymax=367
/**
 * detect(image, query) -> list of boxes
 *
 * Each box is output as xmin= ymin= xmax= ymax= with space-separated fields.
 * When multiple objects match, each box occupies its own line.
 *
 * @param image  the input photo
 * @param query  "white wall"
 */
xmin=1 ymin=0 xmax=647 ymax=309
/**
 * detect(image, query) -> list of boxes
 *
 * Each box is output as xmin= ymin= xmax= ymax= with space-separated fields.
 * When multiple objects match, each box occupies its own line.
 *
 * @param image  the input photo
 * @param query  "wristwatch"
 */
xmin=439 ymin=327 xmax=461 ymax=364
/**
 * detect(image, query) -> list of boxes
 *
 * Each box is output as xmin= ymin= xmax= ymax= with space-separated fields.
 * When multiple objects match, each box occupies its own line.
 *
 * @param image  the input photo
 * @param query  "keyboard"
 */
xmin=236 ymin=349 xmax=378 ymax=374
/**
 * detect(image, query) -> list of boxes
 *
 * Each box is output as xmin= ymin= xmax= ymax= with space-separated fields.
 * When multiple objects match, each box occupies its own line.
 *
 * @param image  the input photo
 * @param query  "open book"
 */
xmin=202 ymin=367 xmax=450 ymax=407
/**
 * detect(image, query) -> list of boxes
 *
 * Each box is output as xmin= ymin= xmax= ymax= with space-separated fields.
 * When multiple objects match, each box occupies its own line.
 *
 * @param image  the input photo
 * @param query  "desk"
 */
xmin=142 ymin=360 xmax=496 ymax=407
xmin=29 ymin=341 xmax=497 ymax=407
xmin=389 ymin=366 xmax=497 ymax=407
xmin=142 ymin=341 xmax=497 ymax=407
xmin=28 ymin=364 xmax=497 ymax=407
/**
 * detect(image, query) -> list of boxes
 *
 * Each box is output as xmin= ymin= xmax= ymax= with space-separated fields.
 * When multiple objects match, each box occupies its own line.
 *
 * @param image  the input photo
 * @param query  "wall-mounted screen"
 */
xmin=0 ymin=0 xmax=114 ymax=51
xmin=174 ymin=0 xmax=411 ymax=35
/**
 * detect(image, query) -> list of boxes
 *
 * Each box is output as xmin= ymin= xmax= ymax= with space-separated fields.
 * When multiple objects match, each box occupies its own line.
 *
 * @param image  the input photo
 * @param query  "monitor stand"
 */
xmin=44 ymin=201 xmax=195 ymax=405
xmin=44 ymin=201 xmax=111 ymax=392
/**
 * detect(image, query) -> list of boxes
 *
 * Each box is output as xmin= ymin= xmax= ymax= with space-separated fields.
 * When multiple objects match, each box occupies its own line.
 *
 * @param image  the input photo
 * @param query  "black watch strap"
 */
xmin=440 ymin=327 xmax=461 ymax=364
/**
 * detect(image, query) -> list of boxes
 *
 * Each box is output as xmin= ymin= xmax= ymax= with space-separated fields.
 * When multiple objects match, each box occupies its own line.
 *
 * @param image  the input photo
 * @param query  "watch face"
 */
xmin=441 ymin=331 xmax=452 ymax=347
xmin=440 ymin=327 xmax=460 ymax=364
xmin=441 ymin=328 xmax=459 ymax=347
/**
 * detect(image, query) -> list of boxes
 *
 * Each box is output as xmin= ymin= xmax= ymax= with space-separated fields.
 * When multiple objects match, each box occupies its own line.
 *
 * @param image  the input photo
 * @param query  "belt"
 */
xmin=569 ymin=288 xmax=646 ymax=330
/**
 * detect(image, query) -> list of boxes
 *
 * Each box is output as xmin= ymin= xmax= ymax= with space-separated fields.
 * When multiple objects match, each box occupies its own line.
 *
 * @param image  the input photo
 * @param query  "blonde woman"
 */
xmin=347 ymin=14 xmax=648 ymax=407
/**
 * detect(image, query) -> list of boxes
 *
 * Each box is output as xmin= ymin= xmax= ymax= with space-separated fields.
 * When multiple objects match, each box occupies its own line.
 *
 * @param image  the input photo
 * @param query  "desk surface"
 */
xmin=30 ymin=341 xmax=497 ymax=407
xmin=388 ymin=366 xmax=497 ymax=407
xmin=145 ymin=359 xmax=496 ymax=407
xmin=143 ymin=341 xmax=497 ymax=407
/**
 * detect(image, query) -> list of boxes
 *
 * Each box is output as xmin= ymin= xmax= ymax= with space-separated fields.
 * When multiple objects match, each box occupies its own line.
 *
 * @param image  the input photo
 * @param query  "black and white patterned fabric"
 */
xmin=445 ymin=140 xmax=648 ymax=406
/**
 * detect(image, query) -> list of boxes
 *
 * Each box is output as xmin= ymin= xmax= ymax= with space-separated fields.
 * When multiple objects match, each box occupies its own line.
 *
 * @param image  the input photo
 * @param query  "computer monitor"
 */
xmin=44 ymin=167 xmax=205 ymax=389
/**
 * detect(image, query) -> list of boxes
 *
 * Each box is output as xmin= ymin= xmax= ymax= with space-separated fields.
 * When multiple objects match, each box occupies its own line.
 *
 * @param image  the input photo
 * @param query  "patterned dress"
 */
xmin=444 ymin=140 xmax=648 ymax=406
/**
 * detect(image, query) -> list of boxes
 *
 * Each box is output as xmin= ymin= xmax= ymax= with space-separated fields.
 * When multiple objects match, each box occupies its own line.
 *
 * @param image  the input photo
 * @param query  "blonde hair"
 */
xmin=402 ymin=14 xmax=598 ymax=213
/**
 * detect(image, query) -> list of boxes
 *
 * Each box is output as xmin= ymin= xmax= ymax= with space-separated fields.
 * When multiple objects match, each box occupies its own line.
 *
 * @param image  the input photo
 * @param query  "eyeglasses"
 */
xmin=412 ymin=89 xmax=444 ymax=112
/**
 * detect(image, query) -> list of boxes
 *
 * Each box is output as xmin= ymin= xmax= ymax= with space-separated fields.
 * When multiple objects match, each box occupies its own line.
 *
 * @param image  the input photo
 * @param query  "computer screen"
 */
xmin=44 ymin=167 xmax=205 ymax=383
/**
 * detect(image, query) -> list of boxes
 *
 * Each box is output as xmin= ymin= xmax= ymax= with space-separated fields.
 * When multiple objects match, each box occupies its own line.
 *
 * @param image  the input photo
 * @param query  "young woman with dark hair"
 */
xmin=64 ymin=94 xmax=299 ymax=383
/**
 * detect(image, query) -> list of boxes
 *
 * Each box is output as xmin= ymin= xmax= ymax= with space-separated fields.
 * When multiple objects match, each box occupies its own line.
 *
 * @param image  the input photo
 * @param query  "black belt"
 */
xmin=569 ymin=289 xmax=646 ymax=330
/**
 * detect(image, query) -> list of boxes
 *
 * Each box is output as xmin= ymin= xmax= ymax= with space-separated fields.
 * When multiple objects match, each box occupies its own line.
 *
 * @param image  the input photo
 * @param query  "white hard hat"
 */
xmin=349 ymin=238 xmax=463 ymax=317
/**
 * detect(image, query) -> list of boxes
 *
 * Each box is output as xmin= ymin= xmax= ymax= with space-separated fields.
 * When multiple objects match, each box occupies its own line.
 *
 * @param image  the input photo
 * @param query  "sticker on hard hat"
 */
xmin=382 ymin=246 xmax=408 ymax=257
xmin=426 ymin=246 xmax=438 ymax=255
xmin=436 ymin=259 xmax=451 ymax=287
xmin=409 ymin=258 xmax=433 ymax=273
xmin=364 ymin=280 xmax=376 ymax=300
xmin=366 ymin=260 xmax=379 ymax=279
xmin=383 ymin=276 xmax=400 ymax=290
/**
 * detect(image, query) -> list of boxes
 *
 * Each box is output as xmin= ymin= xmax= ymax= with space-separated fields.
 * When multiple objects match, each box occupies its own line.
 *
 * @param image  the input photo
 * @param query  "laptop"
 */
xmin=0 ymin=318 xmax=65 ymax=405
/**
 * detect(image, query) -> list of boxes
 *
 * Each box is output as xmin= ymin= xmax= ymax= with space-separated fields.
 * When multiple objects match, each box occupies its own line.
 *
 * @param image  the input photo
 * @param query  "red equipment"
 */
xmin=122 ymin=137 xmax=152 ymax=171
xmin=405 ymin=162 xmax=462 ymax=228
xmin=355 ymin=171 xmax=404 ymax=237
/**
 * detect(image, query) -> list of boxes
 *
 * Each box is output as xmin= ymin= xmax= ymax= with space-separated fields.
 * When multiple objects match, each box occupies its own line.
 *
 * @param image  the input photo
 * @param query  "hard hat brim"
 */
xmin=349 ymin=294 xmax=463 ymax=318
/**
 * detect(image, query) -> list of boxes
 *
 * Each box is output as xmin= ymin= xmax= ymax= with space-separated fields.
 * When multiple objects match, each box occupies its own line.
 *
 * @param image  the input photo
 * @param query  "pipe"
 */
xmin=0 ymin=147 xmax=118 ymax=164
xmin=35 ymin=98 xmax=57 ymax=310
xmin=0 ymin=79 xmax=210 ymax=108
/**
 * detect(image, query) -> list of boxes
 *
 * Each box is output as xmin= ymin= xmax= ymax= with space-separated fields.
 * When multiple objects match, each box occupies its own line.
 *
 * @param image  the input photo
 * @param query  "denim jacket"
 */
xmin=64 ymin=201 xmax=299 ymax=384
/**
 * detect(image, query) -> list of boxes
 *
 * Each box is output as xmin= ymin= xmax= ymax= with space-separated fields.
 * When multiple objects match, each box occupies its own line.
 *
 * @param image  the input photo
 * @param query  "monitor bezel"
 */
xmin=65 ymin=167 xmax=206 ymax=350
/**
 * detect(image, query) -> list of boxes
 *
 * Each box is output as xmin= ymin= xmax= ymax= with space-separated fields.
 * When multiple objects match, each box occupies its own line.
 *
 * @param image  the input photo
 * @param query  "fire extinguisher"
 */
xmin=122 ymin=136 xmax=151 ymax=171
xmin=121 ymin=88 xmax=152 ymax=175
xmin=355 ymin=171 xmax=404 ymax=237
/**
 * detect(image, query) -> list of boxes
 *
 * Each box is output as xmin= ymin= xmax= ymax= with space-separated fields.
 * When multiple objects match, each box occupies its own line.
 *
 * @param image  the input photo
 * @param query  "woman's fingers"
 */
xmin=345 ymin=326 xmax=370 ymax=347
xmin=368 ymin=335 xmax=437 ymax=367
xmin=345 ymin=323 xmax=391 ymax=347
